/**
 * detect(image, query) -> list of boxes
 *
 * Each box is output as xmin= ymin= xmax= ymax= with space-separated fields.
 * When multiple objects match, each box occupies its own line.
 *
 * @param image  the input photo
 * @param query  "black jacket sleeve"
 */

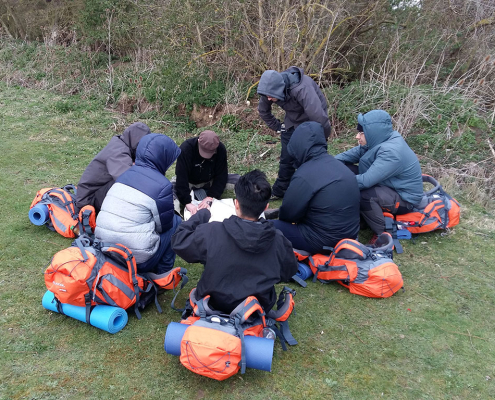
xmin=175 ymin=144 xmax=193 ymax=205
xmin=171 ymin=209 xmax=211 ymax=263
xmin=206 ymin=143 xmax=228 ymax=199
xmin=258 ymin=96 xmax=283 ymax=132
xmin=279 ymin=239 xmax=299 ymax=282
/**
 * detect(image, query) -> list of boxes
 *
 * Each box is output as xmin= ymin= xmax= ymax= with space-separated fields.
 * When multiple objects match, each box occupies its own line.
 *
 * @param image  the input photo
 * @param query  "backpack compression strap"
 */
xmin=266 ymin=287 xmax=298 ymax=347
xmin=99 ymin=242 xmax=142 ymax=320
xmin=384 ymin=216 xmax=403 ymax=254
xmin=47 ymin=187 xmax=78 ymax=219
xmin=143 ymin=268 xmax=189 ymax=313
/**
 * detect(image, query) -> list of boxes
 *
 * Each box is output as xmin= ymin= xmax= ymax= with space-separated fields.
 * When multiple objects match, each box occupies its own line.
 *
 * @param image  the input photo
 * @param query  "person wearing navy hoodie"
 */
xmin=257 ymin=66 xmax=331 ymax=199
xmin=95 ymin=133 xmax=182 ymax=274
xmin=272 ymin=121 xmax=360 ymax=255
xmin=335 ymin=110 xmax=423 ymax=236
xmin=171 ymin=170 xmax=297 ymax=314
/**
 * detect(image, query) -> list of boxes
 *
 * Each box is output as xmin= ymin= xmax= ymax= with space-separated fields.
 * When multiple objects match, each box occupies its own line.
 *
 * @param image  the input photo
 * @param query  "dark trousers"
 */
xmin=272 ymin=128 xmax=295 ymax=197
xmin=137 ymin=214 xmax=182 ymax=274
xmin=360 ymin=185 xmax=413 ymax=234
xmin=340 ymin=161 xmax=412 ymax=234
xmin=271 ymin=220 xmax=314 ymax=253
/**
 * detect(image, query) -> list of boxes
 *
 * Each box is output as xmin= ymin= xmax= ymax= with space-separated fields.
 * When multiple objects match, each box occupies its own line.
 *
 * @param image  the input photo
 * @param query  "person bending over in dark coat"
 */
xmin=76 ymin=122 xmax=150 ymax=213
xmin=271 ymin=121 xmax=360 ymax=255
xmin=335 ymin=110 xmax=423 ymax=238
xmin=257 ymin=66 xmax=331 ymax=199
xmin=174 ymin=130 xmax=234 ymax=216
xmin=171 ymin=170 xmax=298 ymax=314
xmin=95 ymin=133 xmax=181 ymax=274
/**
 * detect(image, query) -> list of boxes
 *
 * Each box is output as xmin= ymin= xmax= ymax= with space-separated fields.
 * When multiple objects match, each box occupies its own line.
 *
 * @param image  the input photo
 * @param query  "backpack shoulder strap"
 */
xmin=97 ymin=242 xmax=142 ymax=320
xmin=266 ymin=287 xmax=298 ymax=347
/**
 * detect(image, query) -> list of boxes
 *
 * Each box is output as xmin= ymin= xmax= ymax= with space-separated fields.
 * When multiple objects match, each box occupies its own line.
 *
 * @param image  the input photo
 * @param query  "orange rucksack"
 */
xmin=30 ymin=184 xmax=96 ymax=238
xmin=383 ymin=175 xmax=460 ymax=252
xmin=44 ymin=238 xmax=188 ymax=321
xmin=295 ymin=233 xmax=403 ymax=298
xmin=176 ymin=287 xmax=297 ymax=380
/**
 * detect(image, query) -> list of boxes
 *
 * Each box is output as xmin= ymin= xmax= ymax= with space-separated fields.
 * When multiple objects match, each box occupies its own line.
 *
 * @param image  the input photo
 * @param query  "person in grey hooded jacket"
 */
xmin=272 ymin=121 xmax=360 ymax=254
xmin=257 ymin=66 xmax=331 ymax=198
xmin=95 ymin=133 xmax=182 ymax=274
xmin=76 ymin=122 xmax=151 ymax=213
xmin=335 ymin=109 xmax=423 ymax=236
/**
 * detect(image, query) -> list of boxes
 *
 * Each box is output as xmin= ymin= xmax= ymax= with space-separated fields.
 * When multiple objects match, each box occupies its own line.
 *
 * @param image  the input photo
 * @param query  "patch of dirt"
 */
xmin=187 ymin=98 xmax=276 ymax=137
xmin=116 ymin=94 xmax=156 ymax=115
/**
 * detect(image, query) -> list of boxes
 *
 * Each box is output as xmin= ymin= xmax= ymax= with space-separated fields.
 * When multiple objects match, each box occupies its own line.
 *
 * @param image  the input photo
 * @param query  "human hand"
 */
xmin=198 ymin=197 xmax=213 ymax=210
xmin=185 ymin=203 xmax=198 ymax=215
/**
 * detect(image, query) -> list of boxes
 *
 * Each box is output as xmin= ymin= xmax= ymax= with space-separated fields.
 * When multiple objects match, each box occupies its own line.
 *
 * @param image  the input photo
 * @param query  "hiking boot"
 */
xmin=264 ymin=208 xmax=279 ymax=220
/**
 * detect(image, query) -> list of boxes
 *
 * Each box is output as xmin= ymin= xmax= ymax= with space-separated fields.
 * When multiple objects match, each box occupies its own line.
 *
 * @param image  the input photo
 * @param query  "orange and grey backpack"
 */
xmin=44 ymin=237 xmax=188 ymax=322
xmin=294 ymin=233 xmax=403 ymax=298
xmin=173 ymin=287 xmax=296 ymax=380
xmin=30 ymin=184 xmax=96 ymax=238
xmin=383 ymin=175 xmax=461 ymax=253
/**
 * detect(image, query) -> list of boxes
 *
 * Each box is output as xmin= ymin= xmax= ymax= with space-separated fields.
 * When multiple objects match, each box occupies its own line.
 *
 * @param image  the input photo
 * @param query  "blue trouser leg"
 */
xmin=271 ymin=220 xmax=315 ymax=253
xmin=137 ymin=214 xmax=182 ymax=274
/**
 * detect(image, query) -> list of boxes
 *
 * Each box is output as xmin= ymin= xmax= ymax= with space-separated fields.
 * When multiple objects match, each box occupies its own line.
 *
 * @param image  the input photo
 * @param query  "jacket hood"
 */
xmin=223 ymin=216 xmax=276 ymax=253
xmin=287 ymin=121 xmax=327 ymax=168
xmin=120 ymin=122 xmax=151 ymax=159
xmin=281 ymin=66 xmax=303 ymax=89
xmin=358 ymin=110 xmax=394 ymax=149
xmin=135 ymin=133 xmax=181 ymax=175
xmin=257 ymin=66 xmax=303 ymax=101
xmin=257 ymin=70 xmax=286 ymax=101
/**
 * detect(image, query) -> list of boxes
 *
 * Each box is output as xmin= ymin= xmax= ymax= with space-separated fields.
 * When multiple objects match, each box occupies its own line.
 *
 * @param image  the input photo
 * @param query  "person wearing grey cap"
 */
xmin=174 ymin=130 xmax=232 ymax=215
xmin=76 ymin=122 xmax=151 ymax=213
xmin=257 ymin=66 xmax=331 ymax=199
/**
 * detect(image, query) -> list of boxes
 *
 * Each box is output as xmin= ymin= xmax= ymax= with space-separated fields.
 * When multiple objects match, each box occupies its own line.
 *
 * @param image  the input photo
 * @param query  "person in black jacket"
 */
xmin=272 ymin=121 xmax=360 ymax=254
xmin=257 ymin=66 xmax=331 ymax=199
xmin=174 ymin=130 xmax=229 ymax=215
xmin=171 ymin=170 xmax=298 ymax=314
xmin=76 ymin=122 xmax=150 ymax=212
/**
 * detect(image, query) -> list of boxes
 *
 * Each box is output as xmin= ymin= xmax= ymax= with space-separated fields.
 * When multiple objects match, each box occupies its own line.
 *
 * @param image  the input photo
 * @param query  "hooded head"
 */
xmin=257 ymin=70 xmax=286 ymax=101
xmin=121 ymin=122 xmax=151 ymax=160
xmin=287 ymin=121 xmax=327 ymax=169
xmin=357 ymin=110 xmax=394 ymax=149
xmin=135 ymin=133 xmax=181 ymax=175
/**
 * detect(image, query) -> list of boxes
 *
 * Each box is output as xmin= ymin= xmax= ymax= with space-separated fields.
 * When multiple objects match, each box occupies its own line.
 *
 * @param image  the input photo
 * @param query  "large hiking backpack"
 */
xmin=30 ymin=184 xmax=96 ymax=238
xmin=295 ymin=233 xmax=403 ymax=298
xmin=44 ymin=237 xmax=188 ymax=322
xmin=384 ymin=175 xmax=460 ymax=252
xmin=172 ymin=287 xmax=297 ymax=380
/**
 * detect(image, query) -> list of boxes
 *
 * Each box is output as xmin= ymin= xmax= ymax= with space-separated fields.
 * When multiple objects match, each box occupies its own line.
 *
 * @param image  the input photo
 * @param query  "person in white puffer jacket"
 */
xmin=95 ymin=133 xmax=182 ymax=274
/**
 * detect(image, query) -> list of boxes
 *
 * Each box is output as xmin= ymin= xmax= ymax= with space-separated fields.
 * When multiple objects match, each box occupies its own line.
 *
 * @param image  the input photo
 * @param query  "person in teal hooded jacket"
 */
xmin=335 ymin=110 xmax=423 ymax=236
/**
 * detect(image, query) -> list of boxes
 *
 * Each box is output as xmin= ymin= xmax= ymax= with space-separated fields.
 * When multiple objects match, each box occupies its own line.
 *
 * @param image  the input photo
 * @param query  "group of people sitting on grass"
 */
xmin=74 ymin=66 xmax=423 ymax=314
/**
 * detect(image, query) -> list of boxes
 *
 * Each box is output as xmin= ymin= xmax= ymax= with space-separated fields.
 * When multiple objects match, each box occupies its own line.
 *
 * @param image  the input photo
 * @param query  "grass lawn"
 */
xmin=1 ymin=84 xmax=495 ymax=399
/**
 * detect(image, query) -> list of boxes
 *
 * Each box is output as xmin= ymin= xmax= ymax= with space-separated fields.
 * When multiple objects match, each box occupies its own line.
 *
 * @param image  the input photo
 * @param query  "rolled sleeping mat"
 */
xmin=164 ymin=322 xmax=274 ymax=372
xmin=29 ymin=204 xmax=49 ymax=226
xmin=296 ymin=262 xmax=313 ymax=280
xmin=42 ymin=291 xmax=128 ymax=334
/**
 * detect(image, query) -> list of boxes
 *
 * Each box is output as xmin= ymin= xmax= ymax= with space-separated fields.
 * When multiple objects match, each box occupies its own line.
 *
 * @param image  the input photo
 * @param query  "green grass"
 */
xmin=1 ymin=84 xmax=495 ymax=399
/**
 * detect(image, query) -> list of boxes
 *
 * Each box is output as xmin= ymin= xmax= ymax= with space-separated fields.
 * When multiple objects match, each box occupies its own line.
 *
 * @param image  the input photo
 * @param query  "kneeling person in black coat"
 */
xmin=272 ymin=121 xmax=361 ymax=254
xmin=171 ymin=170 xmax=298 ymax=314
